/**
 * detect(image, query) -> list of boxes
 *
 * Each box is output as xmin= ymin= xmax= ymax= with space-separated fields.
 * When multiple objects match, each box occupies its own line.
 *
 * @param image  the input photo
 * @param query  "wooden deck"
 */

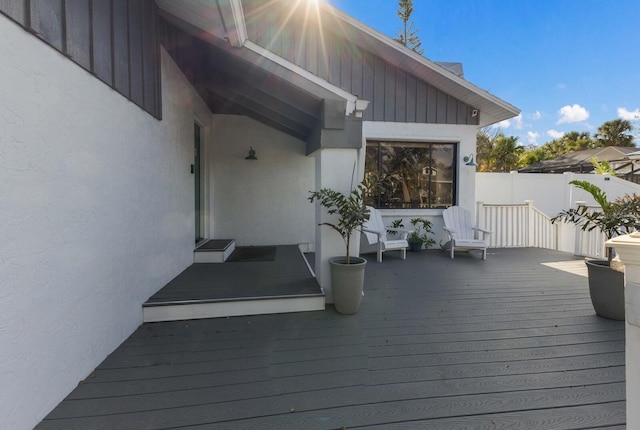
xmin=143 ymin=245 xmax=324 ymax=321
xmin=36 ymin=248 xmax=626 ymax=429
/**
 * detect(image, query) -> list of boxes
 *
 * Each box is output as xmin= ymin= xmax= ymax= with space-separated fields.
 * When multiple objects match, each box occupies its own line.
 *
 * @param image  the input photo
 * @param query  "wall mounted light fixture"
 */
xmin=245 ymin=147 xmax=257 ymax=160
xmin=463 ymin=153 xmax=477 ymax=167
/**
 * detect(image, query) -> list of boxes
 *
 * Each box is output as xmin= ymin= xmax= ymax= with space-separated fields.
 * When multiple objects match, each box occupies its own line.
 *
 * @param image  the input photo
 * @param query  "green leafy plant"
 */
xmin=389 ymin=217 xmax=436 ymax=249
xmin=309 ymin=174 xmax=382 ymax=264
xmin=551 ymin=180 xmax=640 ymax=262
xmin=590 ymin=157 xmax=616 ymax=175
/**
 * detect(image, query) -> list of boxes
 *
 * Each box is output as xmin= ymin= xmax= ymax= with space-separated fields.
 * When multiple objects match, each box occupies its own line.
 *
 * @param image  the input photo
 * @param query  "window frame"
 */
xmin=366 ymin=140 xmax=458 ymax=210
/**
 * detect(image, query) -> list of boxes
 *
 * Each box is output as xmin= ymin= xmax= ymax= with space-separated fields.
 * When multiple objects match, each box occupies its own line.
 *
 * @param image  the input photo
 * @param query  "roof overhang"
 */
xmin=157 ymin=0 xmax=368 ymax=141
xmin=318 ymin=2 xmax=520 ymax=127
xmin=157 ymin=0 xmax=519 ymax=131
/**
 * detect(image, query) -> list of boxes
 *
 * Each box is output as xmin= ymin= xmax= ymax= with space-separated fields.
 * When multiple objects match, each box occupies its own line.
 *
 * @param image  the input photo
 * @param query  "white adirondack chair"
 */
xmin=362 ymin=206 xmax=411 ymax=262
xmin=442 ymin=206 xmax=491 ymax=260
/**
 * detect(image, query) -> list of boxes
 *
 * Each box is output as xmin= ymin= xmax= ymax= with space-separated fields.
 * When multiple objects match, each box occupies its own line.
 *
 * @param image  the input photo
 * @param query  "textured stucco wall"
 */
xmin=0 ymin=17 xmax=210 ymax=430
xmin=209 ymin=115 xmax=316 ymax=247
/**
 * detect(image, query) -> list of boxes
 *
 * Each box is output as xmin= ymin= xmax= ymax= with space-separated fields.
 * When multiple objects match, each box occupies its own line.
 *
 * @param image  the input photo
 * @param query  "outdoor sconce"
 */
xmin=245 ymin=147 xmax=257 ymax=160
xmin=463 ymin=153 xmax=477 ymax=167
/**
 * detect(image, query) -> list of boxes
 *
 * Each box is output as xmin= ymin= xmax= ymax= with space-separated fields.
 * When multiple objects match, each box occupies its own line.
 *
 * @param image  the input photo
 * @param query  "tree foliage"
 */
xmin=480 ymin=118 xmax=637 ymax=172
xmin=492 ymin=135 xmax=524 ymax=172
xmin=475 ymin=129 xmax=525 ymax=172
xmin=551 ymin=180 xmax=640 ymax=262
xmin=394 ymin=0 xmax=424 ymax=55
xmin=595 ymin=119 xmax=635 ymax=147
xmin=309 ymin=174 xmax=383 ymax=264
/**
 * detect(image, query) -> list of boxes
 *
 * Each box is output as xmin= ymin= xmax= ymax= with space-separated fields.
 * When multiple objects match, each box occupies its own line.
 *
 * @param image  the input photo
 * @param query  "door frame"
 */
xmin=193 ymin=120 xmax=209 ymax=244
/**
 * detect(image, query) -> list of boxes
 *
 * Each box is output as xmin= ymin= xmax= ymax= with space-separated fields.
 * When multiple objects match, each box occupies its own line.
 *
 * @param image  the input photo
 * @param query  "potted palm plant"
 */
xmin=390 ymin=218 xmax=435 ymax=252
xmin=308 ymin=174 xmax=381 ymax=314
xmin=552 ymin=180 xmax=640 ymax=320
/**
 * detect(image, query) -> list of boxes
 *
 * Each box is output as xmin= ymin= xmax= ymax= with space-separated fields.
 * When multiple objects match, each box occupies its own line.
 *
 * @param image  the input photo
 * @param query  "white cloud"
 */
xmin=533 ymin=111 xmax=541 ymax=120
xmin=527 ymin=131 xmax=539 ymax=145
xmin=556 ymin=83 xmax=566 ymax=89
xmin=494 ymin=119 xmax=511 ymax=129
xmin=617 ymin=107 xmax=640 ymax=120
xmin=557 ymin=104 xmax=589 ymax=124
xmin=547 ymin=129 xmax=565 ymax=139
xmin=513 ymin=114 xmax=523 ymax=130
xmin=492 ymin=114 xmax=524 ymax=130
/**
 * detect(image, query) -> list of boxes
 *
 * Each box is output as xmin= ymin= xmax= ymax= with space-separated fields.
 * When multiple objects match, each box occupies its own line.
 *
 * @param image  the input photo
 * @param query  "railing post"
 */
xmin=606 ymin=233 xmax=640 ymax=428
xmin=476 ymin=201 xmax=484 ymax=228
xmin=574 ymin=200 xmax=586 ymax=256
xmin=524 ymin=200 xmax=534 ymax=247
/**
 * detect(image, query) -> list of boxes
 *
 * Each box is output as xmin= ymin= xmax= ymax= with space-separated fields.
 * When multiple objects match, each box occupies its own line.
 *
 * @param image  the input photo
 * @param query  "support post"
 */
xmin=313 ymin=148 xmax=362 ymax=303
xmin=525 ymin=200 xmax=534 ymax=247
xmin=606 ymin=232 xmax=640 ymax=428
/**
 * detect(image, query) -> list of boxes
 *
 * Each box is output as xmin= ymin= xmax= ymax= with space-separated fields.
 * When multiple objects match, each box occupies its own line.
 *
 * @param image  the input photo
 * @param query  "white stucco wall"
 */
xmin=209 ymin=115 xmax=316 ymax=246
xmin=0 ymin=17 xmax=210 ymax=430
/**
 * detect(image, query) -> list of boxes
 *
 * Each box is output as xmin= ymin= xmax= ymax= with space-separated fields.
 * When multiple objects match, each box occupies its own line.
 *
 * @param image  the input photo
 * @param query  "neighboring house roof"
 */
xmin=156 ymin=0 xmax=519 ymax=139
xmin=519 ymin=147 xmax=639 ymax=173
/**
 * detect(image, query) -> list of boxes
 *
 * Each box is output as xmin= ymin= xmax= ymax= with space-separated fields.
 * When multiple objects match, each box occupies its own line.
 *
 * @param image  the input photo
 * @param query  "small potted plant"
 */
xmin=389 ymin=218 xmax=435 ymax=252
xmin=552 ymin=180 xmax=640 ymax=320
xmin=309 ymin=173 xmax=381 ymax=314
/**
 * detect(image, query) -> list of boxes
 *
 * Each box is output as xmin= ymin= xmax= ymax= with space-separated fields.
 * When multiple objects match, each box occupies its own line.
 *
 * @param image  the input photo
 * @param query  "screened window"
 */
xmin=365 ymin=141 xmax=456 ymax=209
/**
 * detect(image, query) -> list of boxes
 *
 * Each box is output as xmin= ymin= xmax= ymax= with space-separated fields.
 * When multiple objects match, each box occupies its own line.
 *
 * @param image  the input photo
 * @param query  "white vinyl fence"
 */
xmin=476 ymin=200 xmax=611 ymax=258
xmin=572 ymin=205 xmax=609 ymax=259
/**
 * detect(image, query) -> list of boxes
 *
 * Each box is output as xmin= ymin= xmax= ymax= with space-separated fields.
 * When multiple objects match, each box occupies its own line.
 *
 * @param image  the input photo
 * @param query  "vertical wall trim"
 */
xmin=109 ymin=0 xmax=115 ymax=87
xmin=126 ymin=0 xmax=131 ymax=102
xmin=60 ymin=0 xmax=67 ymax=55
xmin=152 ymin=3 xmax=162 ymax=118
xmin=139 ymin=2 xmax=146 ymax=109
xmin=23 ymin=0 xmax=30 ymax=27
xmin=88 ymin=0 xmax=94 ymax=72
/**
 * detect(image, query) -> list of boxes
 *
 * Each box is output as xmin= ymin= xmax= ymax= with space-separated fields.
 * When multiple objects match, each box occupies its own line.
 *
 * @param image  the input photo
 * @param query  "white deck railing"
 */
xmin=572 ymin=205 xmax=608 ymax=259
xmin=476 ymin=201 xmax=558 ymax=250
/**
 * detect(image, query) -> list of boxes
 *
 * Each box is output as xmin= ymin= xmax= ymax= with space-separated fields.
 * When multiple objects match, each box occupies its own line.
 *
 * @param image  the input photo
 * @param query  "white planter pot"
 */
xmin=329 ymin=256 xmax=367 ymax=314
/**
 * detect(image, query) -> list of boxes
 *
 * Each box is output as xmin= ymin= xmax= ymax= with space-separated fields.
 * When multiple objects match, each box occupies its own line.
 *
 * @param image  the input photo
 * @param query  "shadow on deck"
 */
xmin=37 ymin=248 xmax=626 ymax=429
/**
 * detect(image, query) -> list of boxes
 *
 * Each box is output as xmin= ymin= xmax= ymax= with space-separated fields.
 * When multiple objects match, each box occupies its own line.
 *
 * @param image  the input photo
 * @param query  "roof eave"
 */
xmin=319 ymin=2 xmax=520 ymax=127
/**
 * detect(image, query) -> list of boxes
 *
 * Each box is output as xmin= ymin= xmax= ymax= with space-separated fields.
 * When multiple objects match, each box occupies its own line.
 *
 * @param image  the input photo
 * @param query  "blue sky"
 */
xmin=326 ymin=0 xmax=640 ymax=147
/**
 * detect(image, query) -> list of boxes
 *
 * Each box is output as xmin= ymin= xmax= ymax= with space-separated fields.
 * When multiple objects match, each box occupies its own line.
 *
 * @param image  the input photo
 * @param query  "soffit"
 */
xmin=156 ymin=0 xmax=520 ymax=130
xmin=157 ymin=0 xmax=331 ymax=141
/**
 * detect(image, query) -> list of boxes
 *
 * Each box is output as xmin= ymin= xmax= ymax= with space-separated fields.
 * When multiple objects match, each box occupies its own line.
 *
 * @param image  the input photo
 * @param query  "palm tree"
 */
xmin=476 ymin=128 xmax=497 ymax=171
xmin=595 ymin=119 xmax=635 ymax=147
xmin=491 ymin=135 xmax=524 ymax=172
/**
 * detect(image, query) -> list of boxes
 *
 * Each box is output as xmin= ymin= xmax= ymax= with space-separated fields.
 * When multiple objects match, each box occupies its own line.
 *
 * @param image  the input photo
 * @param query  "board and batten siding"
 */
xmin=0 ymin=0 xmax=161 ymax=119
xmin=242 ymin=0 xmax=477 ymax=125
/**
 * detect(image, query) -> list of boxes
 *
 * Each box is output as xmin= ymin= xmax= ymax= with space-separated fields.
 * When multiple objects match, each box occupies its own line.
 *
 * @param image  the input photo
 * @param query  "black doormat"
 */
xmin=227 ymin=246 xmax=277 ymax=262
xmin=197 ymin=239 xmax=234 ymax=251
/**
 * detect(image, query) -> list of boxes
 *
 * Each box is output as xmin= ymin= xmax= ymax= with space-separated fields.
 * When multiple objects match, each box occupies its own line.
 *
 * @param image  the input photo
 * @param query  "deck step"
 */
xmin=194 ymin=239 xmax=235 ymax=263
xmin=143 ymin=294 xmax=325 ymax=322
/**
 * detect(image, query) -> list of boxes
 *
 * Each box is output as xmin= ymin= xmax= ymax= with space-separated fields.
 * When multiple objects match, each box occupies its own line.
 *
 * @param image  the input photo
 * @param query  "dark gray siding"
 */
xmin=0 ymin=0 xmax=161 ymax=119
xmin=242 ymin=0 xmax=477 ymax=125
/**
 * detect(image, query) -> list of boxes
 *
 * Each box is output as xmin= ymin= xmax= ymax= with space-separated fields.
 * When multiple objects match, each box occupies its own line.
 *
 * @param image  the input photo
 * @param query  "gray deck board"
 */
xmin=145 ymin=245 xmax=321 ymax=304
xmin=37 ymin=248 xmax=626 ymax=429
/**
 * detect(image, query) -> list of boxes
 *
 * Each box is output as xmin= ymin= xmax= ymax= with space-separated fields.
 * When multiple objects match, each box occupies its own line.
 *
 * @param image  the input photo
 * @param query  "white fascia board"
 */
xmin=243 ymin=40 xmax=361 ymax=116
xmin=226 ymin=0 xmax=248 ymax=47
